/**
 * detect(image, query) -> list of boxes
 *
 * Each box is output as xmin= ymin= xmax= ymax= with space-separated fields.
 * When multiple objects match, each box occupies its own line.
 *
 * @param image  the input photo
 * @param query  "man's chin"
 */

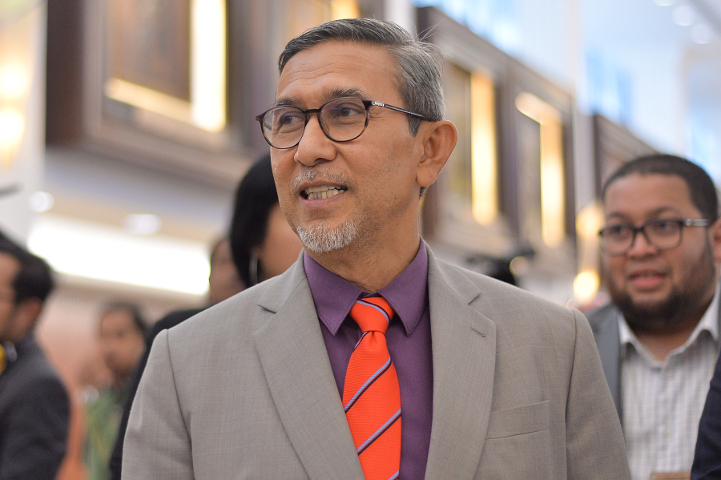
xmin=614 ymin=294 xmax=681 ymax=332
xmin=296 ymin=221 xmax=357 ymax=255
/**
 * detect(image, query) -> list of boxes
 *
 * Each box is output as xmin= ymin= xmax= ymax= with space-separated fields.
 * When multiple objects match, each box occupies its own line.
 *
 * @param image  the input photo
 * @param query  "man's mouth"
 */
xmin=302 ymin=185 xmax=347 ymax=200
xmin=627 ymin=268 xmax=665 ymax=280
xmin=626 ymin=268 xmax=667 ymax=289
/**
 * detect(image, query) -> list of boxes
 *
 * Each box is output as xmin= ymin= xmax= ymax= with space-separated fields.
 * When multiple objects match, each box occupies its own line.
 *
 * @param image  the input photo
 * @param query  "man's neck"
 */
xmin=308 ymin=236 xmax=421 ymax=293
xmin=634 ymin=323 xmax=700 ymax=362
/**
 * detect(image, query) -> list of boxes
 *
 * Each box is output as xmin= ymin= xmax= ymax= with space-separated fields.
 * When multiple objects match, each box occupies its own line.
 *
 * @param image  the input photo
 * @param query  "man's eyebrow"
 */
xmin=327 ymin=87 xmax=368 ymax=100
xmin=605 ymin=206 xmax=682 ymax=222
xmin=647 ymin=206 xmax=683 ymax=217
xmin=273 ymin=88 xmax=369 ymax=108
xmin=274 ymin=97 xmax=299 ymax=107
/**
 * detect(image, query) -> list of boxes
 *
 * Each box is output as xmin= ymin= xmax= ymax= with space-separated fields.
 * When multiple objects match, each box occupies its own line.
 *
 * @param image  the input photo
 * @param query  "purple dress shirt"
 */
xmin=304 ymin=240 xmax=433 ymax=480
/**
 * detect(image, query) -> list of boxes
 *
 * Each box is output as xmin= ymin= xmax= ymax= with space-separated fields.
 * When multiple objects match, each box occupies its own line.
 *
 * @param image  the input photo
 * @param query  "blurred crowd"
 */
xmin=0 ymin=155 xmax=303 ymax=480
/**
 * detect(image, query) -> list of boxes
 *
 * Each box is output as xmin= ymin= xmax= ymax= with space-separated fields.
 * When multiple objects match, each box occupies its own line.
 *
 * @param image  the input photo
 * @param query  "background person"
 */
xmin=84 ymin=303 xmax=146 ymax=480
xmin=587 ymin=154 xmax=721 ymax=480
xmin=208 ymin=237 xmax=245 ymax=304
xmin=123 ymin=18 xmax=629 ymax=479
xmin=0 ymin=237 xmax=70 ymax=480
xmin=692 ymin=350 xmax=721 ymax=479
xmin=230 ymin=154 xmax=304 ymax=287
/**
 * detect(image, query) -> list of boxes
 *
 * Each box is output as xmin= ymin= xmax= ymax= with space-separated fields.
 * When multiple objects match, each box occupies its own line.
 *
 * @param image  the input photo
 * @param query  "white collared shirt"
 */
xmin=619 ymin=281 xmax=720 ymax=480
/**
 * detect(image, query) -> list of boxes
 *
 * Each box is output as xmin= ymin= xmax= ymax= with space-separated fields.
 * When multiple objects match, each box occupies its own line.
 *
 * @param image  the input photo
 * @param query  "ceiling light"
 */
xmin=672 ymin=4 xmax=695 ymax=26
xmin=28 ymin=215 xmax=209 ymax=296
xmin=28 ymin=191 xmax=54 ymax=212
xmin=123 ymin=213 xmax=162 ymax=235
xmin=691 ymin=23 xmax=714 ymax=43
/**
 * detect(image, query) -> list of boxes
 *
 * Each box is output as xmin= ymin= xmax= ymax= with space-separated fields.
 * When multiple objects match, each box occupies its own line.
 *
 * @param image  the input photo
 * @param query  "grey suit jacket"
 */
xmin=587 ymin=291 xmax=721 ymax=423
xmin=123 ymin=248 xmax=629 ymax=479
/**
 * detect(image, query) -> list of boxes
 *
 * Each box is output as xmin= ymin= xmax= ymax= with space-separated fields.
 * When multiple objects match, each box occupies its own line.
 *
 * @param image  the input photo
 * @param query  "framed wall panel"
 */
xmin=418 ymin=6 xmax=577 ymax=277
xmin=593 ymin=114 xmax=656 ymax=195
xmin=504 ymin=56 xmax=576 ymax=275
xmin=46 ymin=0 xmax=248 ymax=187
xmin=417 ymin=6 xmax=512 ymax=258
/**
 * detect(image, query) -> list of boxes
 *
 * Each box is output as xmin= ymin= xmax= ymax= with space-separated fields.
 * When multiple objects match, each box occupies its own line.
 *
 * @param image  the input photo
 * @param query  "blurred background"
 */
xmin=1 ymin=0 xmax=720 ymax=476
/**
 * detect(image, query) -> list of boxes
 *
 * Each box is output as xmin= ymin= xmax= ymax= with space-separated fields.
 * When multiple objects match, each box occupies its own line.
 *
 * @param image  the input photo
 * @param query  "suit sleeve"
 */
xmin=565 ymin=310 xmax=631 ymax=479
xmin=691 ymin=351 xmax=721 ymax=480
xmin=0 ymin=374 xmax=70 ymax=480
xmin=121 ymin=330 xmax=194 ymax=480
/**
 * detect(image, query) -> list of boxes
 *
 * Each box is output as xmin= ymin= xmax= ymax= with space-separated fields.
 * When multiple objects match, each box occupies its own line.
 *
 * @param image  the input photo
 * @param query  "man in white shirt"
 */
xmin=587 ymin=154 xmax=721 ymax=480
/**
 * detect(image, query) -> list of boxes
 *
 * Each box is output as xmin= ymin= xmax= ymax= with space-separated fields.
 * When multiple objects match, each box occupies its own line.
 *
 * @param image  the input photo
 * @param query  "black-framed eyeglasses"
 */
xmin=255 ymin=97 xmax=431 ymax=149
xmin=598 ymin=218 xmax=710 ymax=256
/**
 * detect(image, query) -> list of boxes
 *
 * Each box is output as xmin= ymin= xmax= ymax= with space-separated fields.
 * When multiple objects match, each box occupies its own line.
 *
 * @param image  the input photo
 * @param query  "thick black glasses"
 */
xmin=255 ymin=97 xmax=430 ymax=149
xmin=598 ymin=218 xmax=710 ymax=256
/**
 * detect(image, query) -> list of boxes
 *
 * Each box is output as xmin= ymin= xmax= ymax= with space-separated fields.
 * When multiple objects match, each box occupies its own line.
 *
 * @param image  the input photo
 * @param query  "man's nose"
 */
xmin=627 ymin=229 xmax=658 ymax=257
xmin=294 ymin=115 xmax=336 ymax=166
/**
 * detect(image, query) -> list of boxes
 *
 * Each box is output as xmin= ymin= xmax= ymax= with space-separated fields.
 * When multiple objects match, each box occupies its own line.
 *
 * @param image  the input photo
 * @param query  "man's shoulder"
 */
xmin=431 ymin=257 xmax=572 ymax=316
xmin=166 ymin=264 xmax=307 ymax=343
xmin=0 ymin=337 xmax=69 ymax=408
xmin=584 ymin=302 xmax=619 ymax=329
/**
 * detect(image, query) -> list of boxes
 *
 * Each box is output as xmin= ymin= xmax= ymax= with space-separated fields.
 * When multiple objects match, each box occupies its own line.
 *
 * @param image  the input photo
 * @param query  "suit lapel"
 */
xmin=253 ymin=262 xmax=364 ymax=480
xmin=424 ymin=255 xmax=497 ymax=478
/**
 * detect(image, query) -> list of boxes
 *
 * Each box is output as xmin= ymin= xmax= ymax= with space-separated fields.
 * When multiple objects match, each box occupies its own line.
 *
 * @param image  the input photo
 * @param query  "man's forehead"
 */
xmin=275 ymin=41 xmax=398 ymax=103
xmin=603 ymin=173 xmax=696 ymax=217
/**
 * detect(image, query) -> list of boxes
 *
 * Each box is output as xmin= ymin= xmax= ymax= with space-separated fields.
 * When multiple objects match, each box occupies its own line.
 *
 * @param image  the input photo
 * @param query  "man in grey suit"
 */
xmin=123 ymin=18 xmax=629 ymax=479
xmin=587 ymin=154 xmax=721 ymax=480
xmin=0 ymin=237 xmax=70 ymax=479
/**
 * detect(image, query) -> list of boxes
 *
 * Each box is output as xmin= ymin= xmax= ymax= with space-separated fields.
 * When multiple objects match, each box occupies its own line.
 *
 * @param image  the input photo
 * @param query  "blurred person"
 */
xmin=84 ymin=303 xmax=146 ymax=480
xmin=692 ymin=351 xmax=721 ymax=479
xmin=109 ymin=155 xmax=302 ymax=480
xmin=208 ymin=237 xmax=244 ymax=304
xmin=587 ymin=154 xmax=721 ymax=480
xmin=0 ymin=237 xmax=70 ymax=479
xmin=123 ymin=18 xmax=628 ymax=479
xmin=230 ymin=153 xmax=304 ymax=287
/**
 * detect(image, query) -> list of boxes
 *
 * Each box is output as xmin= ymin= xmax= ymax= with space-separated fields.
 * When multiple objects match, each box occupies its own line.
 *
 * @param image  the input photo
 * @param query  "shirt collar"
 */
xmin=619 ymin=280 xmax=721 ymax=359
xmin=304 ymin=238 xmax=429 ymax=336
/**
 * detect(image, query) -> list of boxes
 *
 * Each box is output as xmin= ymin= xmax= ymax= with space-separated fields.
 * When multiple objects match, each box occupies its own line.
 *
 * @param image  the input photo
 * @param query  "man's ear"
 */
xmin=415 ymin=120 xmax=457 ymax=189
xmin=10 ymin=298 xmax=42 ymax=342
xmin=710 ymin=216 xmax=721 ymax=263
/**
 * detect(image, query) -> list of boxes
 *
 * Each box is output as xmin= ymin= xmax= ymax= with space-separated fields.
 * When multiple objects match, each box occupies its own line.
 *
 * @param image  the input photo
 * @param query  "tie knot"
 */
xmin=350 ymin=297 xmax=393 ymax=334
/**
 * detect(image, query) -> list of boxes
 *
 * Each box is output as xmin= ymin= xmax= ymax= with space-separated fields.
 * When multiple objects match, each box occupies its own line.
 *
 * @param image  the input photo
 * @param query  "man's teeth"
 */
xmin=305 ymin=186 xmax=345 ymax=200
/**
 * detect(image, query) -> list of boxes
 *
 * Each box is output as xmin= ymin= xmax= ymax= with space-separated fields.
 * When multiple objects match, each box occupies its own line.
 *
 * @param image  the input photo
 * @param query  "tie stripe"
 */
xmin=356 ymin=408 xmax=401 ymax=454
xmin=342 ymin=296 xmax=402 ymax=480
xmin=344 ymin=357 xmax=392 ymax=412
xmin=355 ymin=299 xmax=391 ymax=323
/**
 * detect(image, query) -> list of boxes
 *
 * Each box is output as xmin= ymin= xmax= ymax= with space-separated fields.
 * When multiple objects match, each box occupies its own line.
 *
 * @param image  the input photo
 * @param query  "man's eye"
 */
xmin=649 ymin=220 xmax=679 ymax=234
xmin=327 ymin=102 xmax=364 ymax=119
xmin=274 ymin=111 xmax=303 ymax=131
xmin=279 ymin=113 xmax=300 ymax=125
xmin=605 ymin=225 xmax=629 ymax=238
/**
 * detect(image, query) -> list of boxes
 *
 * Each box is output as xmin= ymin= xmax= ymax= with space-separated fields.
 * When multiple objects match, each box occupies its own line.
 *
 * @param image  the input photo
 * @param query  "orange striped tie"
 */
xmin=342 ymin=297 xmax=401 ymax=480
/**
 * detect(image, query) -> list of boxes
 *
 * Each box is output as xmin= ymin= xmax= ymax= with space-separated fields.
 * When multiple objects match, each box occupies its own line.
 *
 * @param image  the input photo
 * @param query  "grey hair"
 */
xmin=278 ymin=18 xmax=445 ymax=136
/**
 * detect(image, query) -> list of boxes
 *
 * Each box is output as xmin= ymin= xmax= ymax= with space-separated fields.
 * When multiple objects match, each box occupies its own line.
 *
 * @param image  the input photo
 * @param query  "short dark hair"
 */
xmin=100 ymin=302 xmax=147 ymax=336
xmin=602 ymin=154 xmax=719 ymax=222
xmin=0 ymin=238 xmax=55 ymax=304
xmin=278 ymin=17 xmax=444 ymax=136
xmin=229 ymin=155 xmax=280 ymax=287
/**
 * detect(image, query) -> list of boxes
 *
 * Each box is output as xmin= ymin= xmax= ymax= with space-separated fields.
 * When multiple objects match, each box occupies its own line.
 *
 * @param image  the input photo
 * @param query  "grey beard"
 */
xmin=296 ymin=220 xmax=357 ymax=254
